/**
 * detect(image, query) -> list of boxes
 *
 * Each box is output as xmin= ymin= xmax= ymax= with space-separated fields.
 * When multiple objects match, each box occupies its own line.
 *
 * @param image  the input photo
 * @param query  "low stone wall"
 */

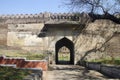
xmin=101 ymin=65 xmax=120 ymax=78
xmin=0 ymin=56 xmax=48 ymax=71
xmin=86 ymin=62 xmax=101 ymax=71
xmin=82 ymin=62 xmax=120 ymax=78
xmin=23 ymin=68 xmax=43 ymax=80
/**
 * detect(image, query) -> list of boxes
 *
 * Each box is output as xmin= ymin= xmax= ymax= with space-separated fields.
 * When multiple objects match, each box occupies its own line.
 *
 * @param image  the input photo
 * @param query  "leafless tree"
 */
xmin=64 ymin=0 xmax=120 ymax=23
xmin=80 ymin=32 xmax=116 ymax=61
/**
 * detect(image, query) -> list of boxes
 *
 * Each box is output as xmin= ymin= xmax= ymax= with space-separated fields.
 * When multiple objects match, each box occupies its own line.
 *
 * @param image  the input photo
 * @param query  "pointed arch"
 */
xmin=55 ymin=37 xmax=74 ymax=64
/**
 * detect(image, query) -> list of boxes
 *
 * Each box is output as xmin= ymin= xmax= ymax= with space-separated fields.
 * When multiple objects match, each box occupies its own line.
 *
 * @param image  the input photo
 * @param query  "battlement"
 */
xmin=0 ymin=12 xmax=90 ymax=24
xmin=0 ymin=13 xmax=49 ymax=19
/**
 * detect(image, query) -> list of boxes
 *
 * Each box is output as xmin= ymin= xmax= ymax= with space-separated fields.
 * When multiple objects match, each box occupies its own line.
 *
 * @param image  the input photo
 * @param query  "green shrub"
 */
xmin=0 ymin=66 xmax=31 ymax=80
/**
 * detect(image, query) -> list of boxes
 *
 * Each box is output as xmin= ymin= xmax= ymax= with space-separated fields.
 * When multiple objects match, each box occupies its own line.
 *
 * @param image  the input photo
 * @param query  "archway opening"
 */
xmin=55 ymin=37 xmax=74 ymax=65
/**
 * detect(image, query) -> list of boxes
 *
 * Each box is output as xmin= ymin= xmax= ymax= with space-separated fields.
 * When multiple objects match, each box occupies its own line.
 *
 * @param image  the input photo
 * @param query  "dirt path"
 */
xmin=43 ymin=65 xmax=108 ymax=80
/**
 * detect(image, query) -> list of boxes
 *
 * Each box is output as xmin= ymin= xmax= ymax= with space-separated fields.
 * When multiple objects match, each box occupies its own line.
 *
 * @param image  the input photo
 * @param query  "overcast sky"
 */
xmin=0 ymin=0 xmax=69 ymax=14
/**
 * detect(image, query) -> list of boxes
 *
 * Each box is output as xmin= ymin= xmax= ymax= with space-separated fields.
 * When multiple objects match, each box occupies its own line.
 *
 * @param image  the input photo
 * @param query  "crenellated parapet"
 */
xmin=0 ymin=13 xmax=47 ymax=19
xmin=0 ymin=12 xmax=90 ymax=24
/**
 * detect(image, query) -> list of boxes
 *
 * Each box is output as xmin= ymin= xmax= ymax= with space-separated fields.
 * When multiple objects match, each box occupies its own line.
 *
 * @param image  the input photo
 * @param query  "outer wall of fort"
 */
xmin=0 ymin=13 xmax=120 ymax=64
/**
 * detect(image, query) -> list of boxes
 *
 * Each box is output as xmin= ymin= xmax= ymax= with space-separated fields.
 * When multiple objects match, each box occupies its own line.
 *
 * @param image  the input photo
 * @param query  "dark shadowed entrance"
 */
xmin=55 ymin=37 xmax=74 ymax=64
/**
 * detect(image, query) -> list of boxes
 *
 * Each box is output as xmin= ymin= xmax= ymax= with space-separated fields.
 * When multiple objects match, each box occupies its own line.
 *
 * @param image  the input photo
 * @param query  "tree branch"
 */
xmin=89 ymin=13 xmax=120 ymax=24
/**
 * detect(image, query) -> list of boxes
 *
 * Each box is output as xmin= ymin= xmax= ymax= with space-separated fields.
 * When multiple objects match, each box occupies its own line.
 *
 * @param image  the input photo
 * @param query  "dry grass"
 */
xmin=0 ymin=46 xmax=48 ymax=60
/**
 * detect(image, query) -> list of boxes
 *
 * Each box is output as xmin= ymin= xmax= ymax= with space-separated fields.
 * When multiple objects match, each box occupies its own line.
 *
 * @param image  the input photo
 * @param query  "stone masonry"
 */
xmin=0 ymin=12 xmax=120 ymax=64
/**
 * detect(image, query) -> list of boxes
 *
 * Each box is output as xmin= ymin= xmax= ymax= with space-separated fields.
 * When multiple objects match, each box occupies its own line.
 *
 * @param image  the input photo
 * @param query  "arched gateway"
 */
xmin=55 ymin=37 xmax=74 ymax=64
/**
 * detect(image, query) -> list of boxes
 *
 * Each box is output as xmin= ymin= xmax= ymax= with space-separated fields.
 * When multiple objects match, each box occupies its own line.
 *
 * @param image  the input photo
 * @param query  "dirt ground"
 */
xmin=43 ymin=65 xmax=109 ymax=80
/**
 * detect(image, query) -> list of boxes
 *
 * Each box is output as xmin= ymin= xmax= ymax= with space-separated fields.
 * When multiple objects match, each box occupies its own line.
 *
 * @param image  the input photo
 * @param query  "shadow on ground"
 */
xmin=44 ymin=65 xmax=109 ymax=80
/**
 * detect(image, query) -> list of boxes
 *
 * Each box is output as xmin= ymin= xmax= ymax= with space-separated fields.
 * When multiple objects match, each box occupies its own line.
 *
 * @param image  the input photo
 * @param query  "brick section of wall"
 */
xmin=0 ymin=56 xmax=47 ymax=71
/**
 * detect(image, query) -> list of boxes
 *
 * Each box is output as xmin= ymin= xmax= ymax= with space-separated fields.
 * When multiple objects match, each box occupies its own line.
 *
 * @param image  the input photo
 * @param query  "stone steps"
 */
xmin=48 ymin=65 xmax=83 ymax=70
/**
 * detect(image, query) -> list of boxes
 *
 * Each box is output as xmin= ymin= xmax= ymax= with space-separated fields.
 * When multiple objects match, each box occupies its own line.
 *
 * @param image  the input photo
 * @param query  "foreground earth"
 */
xmin=43 ymin=65 xmax=109 ymax=80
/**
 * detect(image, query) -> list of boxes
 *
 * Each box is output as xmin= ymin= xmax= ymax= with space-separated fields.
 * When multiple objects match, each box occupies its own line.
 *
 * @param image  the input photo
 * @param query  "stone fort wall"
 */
xmin=0 ymin=13 xmax=119 ymax=63
xmin=74 ymin=20 xmax=120 ymax=61
xmin=0 ymin=24 xmax=7 ymax=45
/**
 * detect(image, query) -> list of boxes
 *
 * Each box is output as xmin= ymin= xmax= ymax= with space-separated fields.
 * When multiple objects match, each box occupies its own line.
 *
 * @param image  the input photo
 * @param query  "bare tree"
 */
xmin=80 ymin=32 xmax=116 ymax=61
xmin=65 ymin=0 xmax=120 ymax=23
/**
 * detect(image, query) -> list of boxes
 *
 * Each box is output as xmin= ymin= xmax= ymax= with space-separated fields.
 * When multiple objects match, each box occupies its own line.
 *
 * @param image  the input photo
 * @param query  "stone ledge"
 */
xmin=23 ymin=68 xmax=43 ymax=80
xmin=84 ymin=62 xmax=120 ymax=78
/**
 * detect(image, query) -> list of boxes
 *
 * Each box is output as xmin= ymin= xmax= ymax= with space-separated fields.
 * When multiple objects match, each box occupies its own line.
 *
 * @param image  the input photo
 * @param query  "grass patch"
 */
xmin=26 ymin=53 xmax=48 ymax=60
xmin=58 ymin=56 xmax=70 ymax=61
xmin=91 ymin=58 xmax=120 ymax=65
xmin=58 ymin=53 xmax=70 ymax=61
xmin=0 ymin=66 xmax=31 ymax=80
xmin=0 ymin=49 xmax=48 ymax=60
